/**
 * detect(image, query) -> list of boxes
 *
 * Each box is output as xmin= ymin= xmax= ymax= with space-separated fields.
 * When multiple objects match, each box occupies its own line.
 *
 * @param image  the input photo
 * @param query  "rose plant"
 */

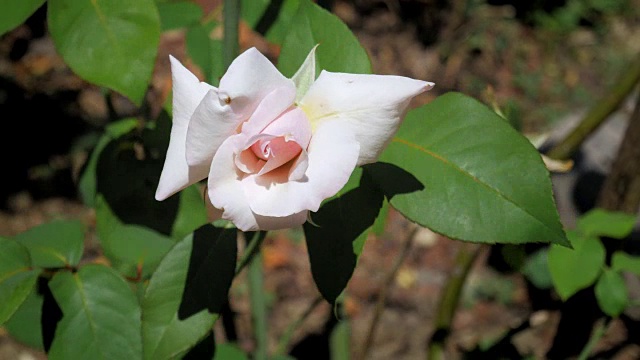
xmin=0 ymin=0 xmax=573 ymax=359
xmin=156 ymin=46 xmax=434 ymax=231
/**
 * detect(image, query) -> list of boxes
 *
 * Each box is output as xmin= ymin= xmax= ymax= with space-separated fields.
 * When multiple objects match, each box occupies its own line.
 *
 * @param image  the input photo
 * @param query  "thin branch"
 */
xmin=547 ymin=57 xmax=640 ymax=160
xmin=427 ymin=242 xmax=483 ymax=360
xmin=223 ymin=0 xmax=241 ymax=69
xmin=356 ymin=225 xmax=419 ymax=360
xmin=274 ymin=295 xmax=325 ymax=355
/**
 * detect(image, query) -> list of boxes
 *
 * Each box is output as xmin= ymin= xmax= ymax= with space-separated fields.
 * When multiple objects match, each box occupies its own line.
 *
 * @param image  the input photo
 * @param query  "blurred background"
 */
xmin=1 ymin=0 xmax=640 ymax=358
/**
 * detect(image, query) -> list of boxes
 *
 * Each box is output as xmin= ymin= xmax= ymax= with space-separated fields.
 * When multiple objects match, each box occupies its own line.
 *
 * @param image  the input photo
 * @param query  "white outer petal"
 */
xmin=242 ymin=120 xmax=360 ymax=217
xmin=185 ymin=48 xmax=296 ymax=168
xmin=299 ymin=71 xmax=434 ymax=165
xmin=155 ymin=56 xmax=215 ymax=201
xmin=208 ymin=135 xmax=308 ymax=231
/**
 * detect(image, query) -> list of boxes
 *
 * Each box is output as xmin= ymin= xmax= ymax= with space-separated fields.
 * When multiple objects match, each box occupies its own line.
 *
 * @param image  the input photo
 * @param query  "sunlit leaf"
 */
xmin=595 ymin=268 xmax=628 ymax=317
xmin=577 ymin=208 xmax=637 ymax=239
xmin=548 ymin=231 xmax=605 ymax=300
xmin=48 ymin=265 xmax=142 ymax=359
xmin=48 ymin=0 xmax=160 ymax=104
xmin=379 ymin=92 xmax=569 ymax=246
xmin=14 ymin=220 xmax=85 ymax=268
xmin=278 ymin=0 xmax=370 ymax=77
xmin=142 ymin=233 xmax=217 ymax=360
xmin=0 ymin=0 xmax=44 ymax=36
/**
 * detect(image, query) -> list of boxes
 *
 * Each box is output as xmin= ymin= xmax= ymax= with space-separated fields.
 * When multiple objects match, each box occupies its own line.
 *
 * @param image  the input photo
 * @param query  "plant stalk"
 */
xmin=248 ymin=248 xmax=269 ymax=360
xmin=547 ymin=57 xmax=640 ymax=160
xmin=427 ymin=243 xmax=483 ymax=360
xmin=223 ymin=0 xmax=241 ymax=69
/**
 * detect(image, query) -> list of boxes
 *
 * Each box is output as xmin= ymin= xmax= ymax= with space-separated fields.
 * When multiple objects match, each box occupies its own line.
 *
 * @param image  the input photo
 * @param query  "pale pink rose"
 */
xmin=156 ymin=47 xmax=434 ymax=231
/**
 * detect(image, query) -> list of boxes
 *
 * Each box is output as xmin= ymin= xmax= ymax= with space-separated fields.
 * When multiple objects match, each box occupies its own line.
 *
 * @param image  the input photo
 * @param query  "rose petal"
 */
xmin=185 ymin=88 xmax=239 ymax=167
xmin=240 ymin=86 xmax=296 ymax=136
xmin=155 ymin=56 xmax=215 ymax=201
xmin=242 ymin=120 xmax=360 ymax=217
xmin=208 ymin=136 xmax=308 ymax=231
xmin=220 ymin=47 xmax=295 ymax=121
xmin=185 ymin=48 xmax=296 ymax=168
xmin=299 ymin=71 xmax=434 ymax=165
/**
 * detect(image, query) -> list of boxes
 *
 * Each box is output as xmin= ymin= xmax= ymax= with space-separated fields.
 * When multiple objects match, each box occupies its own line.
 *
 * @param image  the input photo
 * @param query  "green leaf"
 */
xmin=612 ymin=251 xmax=640 ymax=276
xmin=47 ymin=0 xmax=160 ymax=105
xmin=264 ymin=0 xmax=301 ymax=44
xmin=186 ymin=23 xmax=224 ymax=86
xmin=213 ymin=343 xmax=248 ymax=360
xmin=14 ymin=220 xmax=85 ymax=268
xmin=304 ymin=170 xmax=384 ymax=303
xmin=4 ymin=287 xmax=44 ymax=349
xmin=278 ymin=0 xmax=371 ymax=77
xmin=595 ymin=268 xmax=628 ymax=317
xmin=548 ymin=230 xmax=605 ymax=300
xmin=171 ymin=185 xmax=208 ymax=240
xmin=79 ymin=118 xmax=138 ymax=206
xmin=0 ymin=0 xmax=44 ymax=36
xmin=157 ymin=1 xmax=202 ymax=31
xmin=241 ymin=0 xmax=270 ymax=28
xmin=577 ymin=208 xmax=637 ymax=239
xmin=521 ymin=248 xmax=553 ymax=289
xmin=0 ymin=238 xmax=40 ymax=325
xmin=96 ymin=196 xmax=174 ymax=278
xmin=142 ymin=233 xmax=217 ymax=360
xmin=48 ymin=265 xmax=142 ymax=359
xmin=178 ymin=224 xmax=238 ymax=317
xmin=379 ymin=92 xmax=569 ymax=246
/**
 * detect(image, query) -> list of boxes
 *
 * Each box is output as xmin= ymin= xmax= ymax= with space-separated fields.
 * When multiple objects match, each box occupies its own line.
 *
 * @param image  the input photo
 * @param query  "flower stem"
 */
xmin=223 ymin=0 xmax=241 ymax=70
xmin=248 ymin=246 xmax=269 ymax=360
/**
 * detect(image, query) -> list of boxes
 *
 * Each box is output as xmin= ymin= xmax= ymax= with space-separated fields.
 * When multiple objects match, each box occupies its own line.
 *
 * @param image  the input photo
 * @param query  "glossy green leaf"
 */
xmin=4 ymin=287 xmax=44 ymax=349
xmin=171 ymin=185 xmax=208 ymax=240
xmin=0 ymin=0 xmax=45 ymax=36
xmin=14 ymin=220 xmax=85 ymax=268
xmin=577 ymin=208 xmax=637 ymax=239
xmin=0 ymin=238 xmax=40 ymax=325
xmin=142 ymin=234 xmax=217 ymax=360
xmin=47 ymin=0 xmax=160 ymax=105
xmin=548 ymin=231 xmax=605 ymax=300
xmin=48 ymin=265 xmax=142 ymax=359
xmin=595 ymin=268 xmax=628 ymax=317
xmin=79 ymin=118 xmax=139 ymax=206
xmin=157 ymin=1 xmax=202 ymax=31
xmin=278 ymin=0 xmax=371 ymax=77
xmin=379 ymin=92 xmax=568 ymax=246
xmin=96 ymin=196 xmax=174 ymax=278
xmin=612 ymin=251 xmax=640 ymax=276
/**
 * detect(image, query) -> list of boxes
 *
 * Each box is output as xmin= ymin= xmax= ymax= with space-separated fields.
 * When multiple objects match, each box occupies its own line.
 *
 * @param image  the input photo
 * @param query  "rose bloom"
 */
xmin=156 ymin=47 xmax=434 ymax=231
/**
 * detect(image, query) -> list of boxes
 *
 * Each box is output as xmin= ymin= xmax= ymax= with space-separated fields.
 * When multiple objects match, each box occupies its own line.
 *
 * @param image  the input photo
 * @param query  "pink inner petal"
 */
xmin=253 ymin=137 xmax=302 ymax=176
